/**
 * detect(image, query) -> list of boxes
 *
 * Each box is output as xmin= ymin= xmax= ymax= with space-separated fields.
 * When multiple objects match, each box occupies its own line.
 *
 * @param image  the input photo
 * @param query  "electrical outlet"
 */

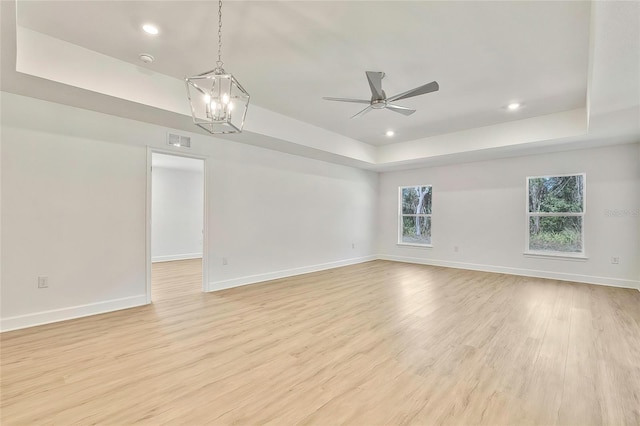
xmin=611 ymin=257 xmax=620 ymax=264
xmin=222 ymin=257 xmax=228 ymax=266
xmin=38 ymin=276 xmax=48 ymax=288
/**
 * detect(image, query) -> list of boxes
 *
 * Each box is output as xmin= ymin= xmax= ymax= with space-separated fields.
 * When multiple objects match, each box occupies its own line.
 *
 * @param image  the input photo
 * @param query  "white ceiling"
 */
xmin=152 ymin=153 xmax=204 ymax=172
xmin=3 ymin=0 xmax=638 ymax=171
xmin=16 ymin=1 xmax=591 ymax=146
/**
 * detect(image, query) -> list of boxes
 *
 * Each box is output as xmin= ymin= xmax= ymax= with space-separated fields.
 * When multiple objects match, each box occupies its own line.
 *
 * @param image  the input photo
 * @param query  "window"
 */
xmin=399 ymin=185 xmax=432 ymax=246
xmin=527 ymin=174 xmax=585 ymax=256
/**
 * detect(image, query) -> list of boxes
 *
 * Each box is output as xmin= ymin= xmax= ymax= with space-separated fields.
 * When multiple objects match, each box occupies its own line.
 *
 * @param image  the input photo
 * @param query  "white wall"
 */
xmin=152 ymin=165 xmax=204 ymax=262
xmin=1 ymin=91 xmax=637 ymax=332
xmin=206 ymin=140 xmax=378 ymax=290
xmin=1 ymin=123 xmax=147 ymax=328
xmin=378 ymin=143 xmax=640 ymax=289
xmin=1 ymin=93 xmax=378 ymax=330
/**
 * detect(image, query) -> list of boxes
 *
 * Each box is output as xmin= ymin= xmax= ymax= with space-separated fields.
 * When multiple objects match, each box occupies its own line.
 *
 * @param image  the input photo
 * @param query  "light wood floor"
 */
xmin=151 ymin=258 xmax=203 ymax=301
xmin=2 ymin=260 xmax=639 ymax=425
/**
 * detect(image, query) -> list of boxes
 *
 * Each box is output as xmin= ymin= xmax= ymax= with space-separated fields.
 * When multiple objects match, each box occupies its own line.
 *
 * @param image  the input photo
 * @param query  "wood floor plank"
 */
xmin=1 ymin=260 xmax=639 ymax=425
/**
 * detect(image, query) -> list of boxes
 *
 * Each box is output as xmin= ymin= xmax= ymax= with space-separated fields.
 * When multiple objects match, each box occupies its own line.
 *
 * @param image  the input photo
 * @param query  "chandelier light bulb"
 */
xmin=204 ymin=94 xmax=211 ymax=103
xmin=228 ymin=102 xmax=234 ymax=111
xmin=211 ymin=101 xmax=216 ymax=110
xmin=222 ymin=93 xmax=230 ymax=104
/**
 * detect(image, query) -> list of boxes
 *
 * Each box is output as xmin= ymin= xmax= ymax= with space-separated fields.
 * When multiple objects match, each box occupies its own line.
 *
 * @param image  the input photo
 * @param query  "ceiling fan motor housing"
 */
xmin=371 ymin=98 xmax=387 ymax=109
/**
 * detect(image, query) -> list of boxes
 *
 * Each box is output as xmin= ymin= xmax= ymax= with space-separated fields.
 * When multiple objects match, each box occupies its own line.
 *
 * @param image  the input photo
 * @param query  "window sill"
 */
xmin=397 ymin=243 xmax=433 ymax=248
xmin=523 ymin=251 xmax=588 ymax=261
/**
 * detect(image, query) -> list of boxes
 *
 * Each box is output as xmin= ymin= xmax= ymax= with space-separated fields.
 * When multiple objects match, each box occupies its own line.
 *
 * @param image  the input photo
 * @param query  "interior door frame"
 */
xmin=146 ymin=147 xmax=209 ymax=303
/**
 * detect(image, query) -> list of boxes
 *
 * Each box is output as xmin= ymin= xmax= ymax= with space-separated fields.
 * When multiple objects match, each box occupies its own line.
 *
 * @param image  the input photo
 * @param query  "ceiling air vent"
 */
xmin=167 ymin=132 xmax=191 ymax=148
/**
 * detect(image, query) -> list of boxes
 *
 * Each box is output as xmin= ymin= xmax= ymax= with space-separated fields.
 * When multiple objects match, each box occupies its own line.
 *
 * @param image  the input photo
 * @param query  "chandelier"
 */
xmin=185 ymin=0 xmax=249 ymax=134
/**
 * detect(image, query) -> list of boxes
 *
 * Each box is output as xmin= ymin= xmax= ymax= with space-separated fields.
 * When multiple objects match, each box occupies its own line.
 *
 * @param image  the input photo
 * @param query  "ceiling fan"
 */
xmin=323 ymin=71 xmax=439 ymax=118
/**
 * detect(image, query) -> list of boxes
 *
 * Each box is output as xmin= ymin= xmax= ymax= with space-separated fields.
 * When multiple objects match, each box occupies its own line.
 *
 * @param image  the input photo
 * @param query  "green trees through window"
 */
xmin=396 ymin=175 xmax=585 ymax=254
xmin=527 ymin=174 xmax=585 ymax=254
xmin=399 ymin=186 xmax=432 ymax=246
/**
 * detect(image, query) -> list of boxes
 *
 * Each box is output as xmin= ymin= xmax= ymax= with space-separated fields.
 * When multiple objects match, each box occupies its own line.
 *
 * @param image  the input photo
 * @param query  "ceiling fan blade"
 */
xmin=351 ymin=106 xmax=373 ymax=119
xmin=322 ymin=97 xmax=371 ymax=104
xmin=366 ymin=71 xmax=385 ymax=99
xmin=387 ymin=81 xmax=439 ymax=103
xmin=386 ymin=104 xmax=416 ymax=116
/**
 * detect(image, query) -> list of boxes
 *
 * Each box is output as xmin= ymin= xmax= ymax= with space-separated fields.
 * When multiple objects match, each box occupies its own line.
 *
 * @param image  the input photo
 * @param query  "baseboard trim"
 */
xmin=377 ymin=254 xmax=640 ymax=290
xmin=0 ymin=295 xmax=148 ymax=333
xmin=152 ymin=253 xmax=202 ymax=263
xmin=4 ymin=254 xmax=634 ymax=332
xmin=208 ymin=255 xmax=377 ymax=292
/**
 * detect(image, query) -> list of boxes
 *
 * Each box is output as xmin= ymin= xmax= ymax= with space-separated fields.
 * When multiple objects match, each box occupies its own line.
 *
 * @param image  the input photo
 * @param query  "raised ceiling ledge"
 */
xmin=14 ymin=26 xmax=378 ymax=167
xmin=377 ymin=109 xmax=587 ymax=165
xmin=3 ymin=0 xmax=639 ymax=172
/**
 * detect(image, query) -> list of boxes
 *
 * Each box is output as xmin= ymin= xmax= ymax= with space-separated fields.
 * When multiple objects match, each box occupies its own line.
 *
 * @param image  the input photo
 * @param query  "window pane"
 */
xmin=528 ymin=175 xmax=584 ymax=213
xmin=402 ymin=216 xmax=431 ymax=245
xmin=401 ymin=186 xmax=432 ymax=215
xmin=529 ymin=216 xmax=582 ymax=252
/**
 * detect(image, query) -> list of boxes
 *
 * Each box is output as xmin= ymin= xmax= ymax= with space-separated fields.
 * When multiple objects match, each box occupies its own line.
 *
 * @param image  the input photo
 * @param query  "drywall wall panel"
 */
xmin=151 ymin=166 xmax=204 ymax=262
xmin=378 ymin=143 xmax=640 ymax=288
xmin=1 ymin=92 xmax=378 ymax=329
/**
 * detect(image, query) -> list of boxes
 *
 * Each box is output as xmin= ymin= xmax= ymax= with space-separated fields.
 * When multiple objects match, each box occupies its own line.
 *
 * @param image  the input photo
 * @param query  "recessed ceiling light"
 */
xmin=142 ymin=24 xmax=159 ymax=35
xmin=139 ymin=53 xmax=154 ymax=64
xmin=507 ymin=102 xmax=521 ymax=111
xmin=385 ymin=130 xmax=395 ymax=137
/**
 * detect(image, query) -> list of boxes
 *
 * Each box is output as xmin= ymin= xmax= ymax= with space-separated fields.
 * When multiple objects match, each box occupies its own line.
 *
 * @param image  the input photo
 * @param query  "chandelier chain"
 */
xmin=216 ymin=0 xmax=224 ymax=70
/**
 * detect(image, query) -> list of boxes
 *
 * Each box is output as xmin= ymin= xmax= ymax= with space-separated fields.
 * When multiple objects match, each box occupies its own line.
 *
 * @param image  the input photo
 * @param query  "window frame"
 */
xmin=525 ymin=173 xmax=587 ymax=259
xmin=398 ymin=185 xmax=433 ymax=248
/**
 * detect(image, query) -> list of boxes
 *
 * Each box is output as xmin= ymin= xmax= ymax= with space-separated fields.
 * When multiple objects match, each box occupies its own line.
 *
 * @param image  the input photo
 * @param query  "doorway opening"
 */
xmin=148 ymin=151 xmax=207 ymax=302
